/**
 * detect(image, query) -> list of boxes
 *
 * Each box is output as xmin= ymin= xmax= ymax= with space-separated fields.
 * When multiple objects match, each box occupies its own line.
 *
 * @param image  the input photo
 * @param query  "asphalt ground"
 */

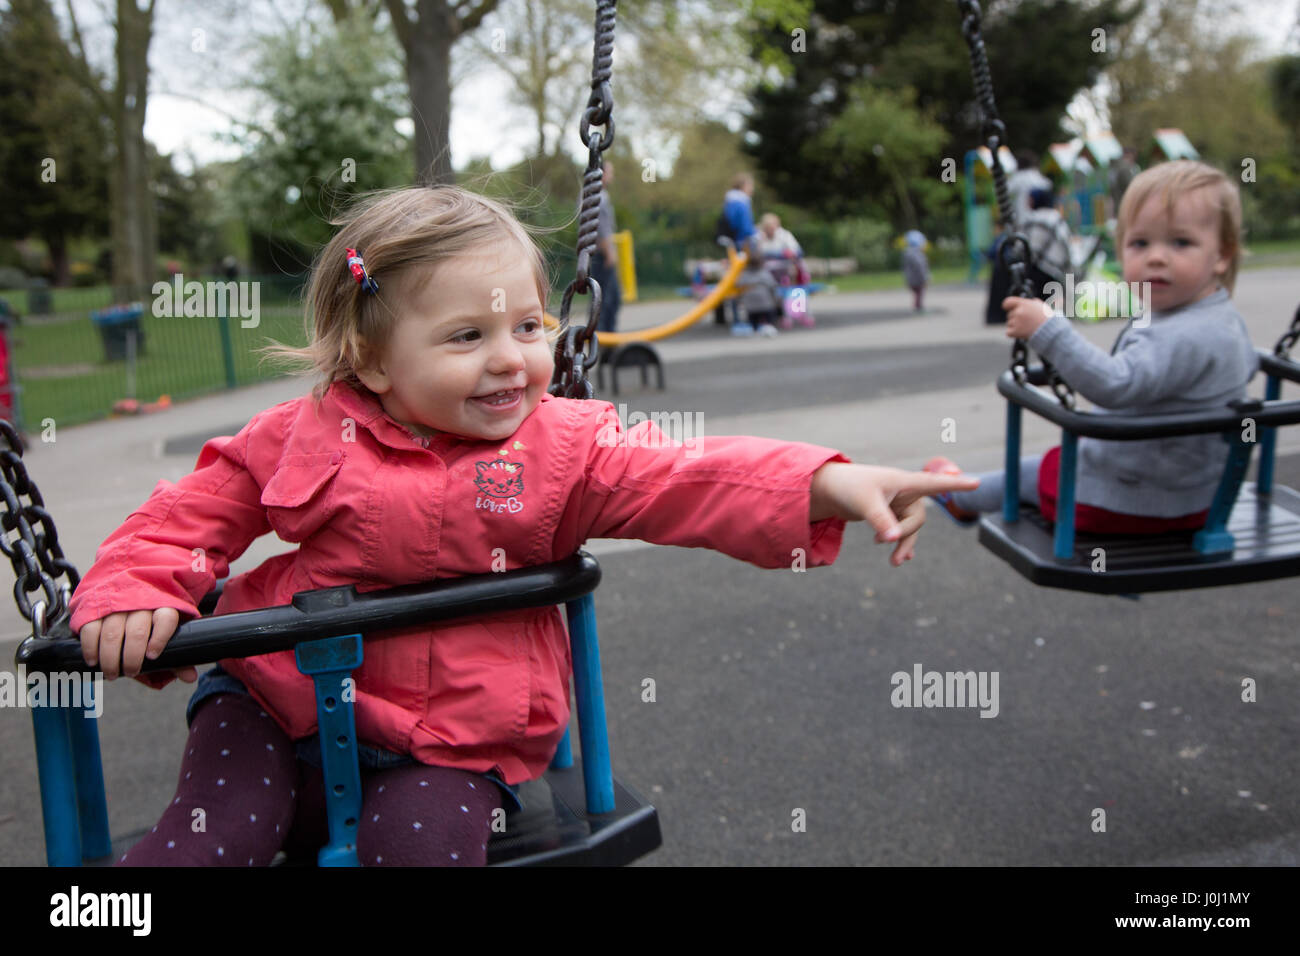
xmin=1 ymin=269 xmax=1298 ymax=867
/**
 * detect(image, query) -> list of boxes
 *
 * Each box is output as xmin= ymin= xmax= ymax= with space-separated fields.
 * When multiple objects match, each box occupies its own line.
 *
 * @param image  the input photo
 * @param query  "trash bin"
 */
xmin=27 ymin=279 xmax=51 ymax=316
xmin=91 ymin=303 xmax=146 ymax=361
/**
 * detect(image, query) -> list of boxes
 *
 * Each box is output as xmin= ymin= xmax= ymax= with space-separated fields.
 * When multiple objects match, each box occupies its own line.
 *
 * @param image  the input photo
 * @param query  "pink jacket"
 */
xmin=68 ymin=381 xmax=849 ymax=784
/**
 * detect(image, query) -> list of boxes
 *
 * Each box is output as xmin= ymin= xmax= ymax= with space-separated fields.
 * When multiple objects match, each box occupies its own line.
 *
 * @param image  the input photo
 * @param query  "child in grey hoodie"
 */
xmin=736 ymin=240 xmax=785 ymax=337
xmin=926 ymin=161 xmax=1258 ymax=533
xmin=901 ymin=231 xmax=930 ymax=313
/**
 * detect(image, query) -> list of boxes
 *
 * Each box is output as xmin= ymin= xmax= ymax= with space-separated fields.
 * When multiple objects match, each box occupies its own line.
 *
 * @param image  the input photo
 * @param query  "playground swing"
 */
xmin=11 ymin=0 xmax=662 ymax=868
xmin=955 ymin=1 xmax=1300 ymax=595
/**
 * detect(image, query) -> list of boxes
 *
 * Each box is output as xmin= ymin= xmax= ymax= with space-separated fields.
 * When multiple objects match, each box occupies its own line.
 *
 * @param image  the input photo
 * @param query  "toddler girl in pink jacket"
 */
xmin=70 ymin=186 xmax=976 ymax=866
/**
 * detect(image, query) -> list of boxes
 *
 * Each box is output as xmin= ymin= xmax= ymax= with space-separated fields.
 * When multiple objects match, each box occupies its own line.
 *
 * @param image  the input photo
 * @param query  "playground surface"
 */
xmin=2 ymin=268 xmax=1298 ymax=866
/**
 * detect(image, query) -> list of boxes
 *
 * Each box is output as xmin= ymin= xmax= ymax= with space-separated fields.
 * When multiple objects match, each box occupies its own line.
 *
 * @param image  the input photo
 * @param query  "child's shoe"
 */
xmin=758 ymin=323 xmax=778 ymax=337
xmin=796 ymin=313 xmax=815 ymax=328
xmin=731 ymin=321 xmax=755 ymax=337
xmin=923 ymin=456 xmax=978 ymax=527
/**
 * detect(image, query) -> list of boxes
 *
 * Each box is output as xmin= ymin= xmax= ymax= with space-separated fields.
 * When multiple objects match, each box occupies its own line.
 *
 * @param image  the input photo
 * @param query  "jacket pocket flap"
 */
xmin=261 ymin=452 xmax=343 ymax=508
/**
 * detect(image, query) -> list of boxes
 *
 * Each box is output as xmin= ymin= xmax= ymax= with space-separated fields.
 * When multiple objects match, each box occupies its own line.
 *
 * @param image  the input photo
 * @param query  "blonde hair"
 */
xmin=1115 ymin=160 xmax=1242 ymax=294
xmin=730 ymin=172 xmax=754 ymax=191
xmin=258 ymin=186 xmax=555 ymax=405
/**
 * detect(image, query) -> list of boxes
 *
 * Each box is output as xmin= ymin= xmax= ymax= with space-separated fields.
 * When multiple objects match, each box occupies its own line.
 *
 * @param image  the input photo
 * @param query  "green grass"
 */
xmin=11 ymin=305 xmax=309 ymax=428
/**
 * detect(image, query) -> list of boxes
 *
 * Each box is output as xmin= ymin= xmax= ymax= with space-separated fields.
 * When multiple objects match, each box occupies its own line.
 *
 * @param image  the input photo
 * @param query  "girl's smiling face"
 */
xmin=356 ymin=242 xmax=554 ymax=442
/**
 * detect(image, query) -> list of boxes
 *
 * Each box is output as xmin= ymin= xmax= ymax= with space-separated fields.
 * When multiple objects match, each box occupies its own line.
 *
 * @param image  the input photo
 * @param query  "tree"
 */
xmin=0 ymin=0 xmax=110 ymax=284
xmin=468 ymin=0 xmax=590 ymax=164
xmin=1269 ymin=54 xmax=1300 ymax=142
xmin=152 ymin=149 xmax=224 ymax=270
xmin=460 ymin=0 xmax=811 ymax=197
xmin=381 ymin=0 xmax=500 ymax=185
xmin=1102 ymin=0 xmax=1297 ymax=236
xmin=744 ymin=0 xmax=1136 ymax=222
xmin=63 ymin=0 xmax=159 ymax=298
xmin=814 ymin=83 xmax=948 ymax=228
xmin=1105 ymin=0 xmax=1288 ymax=159
xmin=230 ymin=12 xmax=414 ymax=264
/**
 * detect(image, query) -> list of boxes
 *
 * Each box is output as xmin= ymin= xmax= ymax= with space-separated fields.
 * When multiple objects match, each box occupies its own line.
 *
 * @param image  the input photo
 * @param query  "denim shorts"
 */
xmin=187 ymin=665 xmax=522 ymax=811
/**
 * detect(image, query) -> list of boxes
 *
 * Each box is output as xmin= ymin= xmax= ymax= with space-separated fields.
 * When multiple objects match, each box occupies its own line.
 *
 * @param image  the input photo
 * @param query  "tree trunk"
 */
xmin=47 ymin=232 xmax=70 ymax=287
xmin=406 ymin=2 xmax=455 ymax=185
xmin=385 ymin=0 xmax=499 ymax=185
xmin=886 ymin=162 xmax=918 ymax=230
xmin=111 ymin=0 xmax=155 ymax=300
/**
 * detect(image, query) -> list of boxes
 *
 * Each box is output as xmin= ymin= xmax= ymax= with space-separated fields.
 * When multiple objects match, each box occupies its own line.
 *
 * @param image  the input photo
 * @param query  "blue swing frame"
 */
xmin=978 ymin=350 xmax=1300 ymax=593
xmin=16 ymin=551 xmax=662 ymax=867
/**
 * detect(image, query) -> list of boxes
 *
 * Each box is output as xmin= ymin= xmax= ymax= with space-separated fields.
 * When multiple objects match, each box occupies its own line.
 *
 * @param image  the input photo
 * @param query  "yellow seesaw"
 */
xmin=544 ymin=249 xmax=750 ymax=346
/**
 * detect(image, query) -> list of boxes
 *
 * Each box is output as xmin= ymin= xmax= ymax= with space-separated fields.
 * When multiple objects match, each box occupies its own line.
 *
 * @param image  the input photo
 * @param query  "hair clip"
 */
xmin=345 ymin=247 xmax=379 ymax=294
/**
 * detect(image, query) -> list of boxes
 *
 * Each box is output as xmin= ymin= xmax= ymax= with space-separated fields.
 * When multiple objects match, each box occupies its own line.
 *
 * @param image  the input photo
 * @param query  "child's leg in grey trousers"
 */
xmin=948 ymin=455 xmax=1044 ymax=514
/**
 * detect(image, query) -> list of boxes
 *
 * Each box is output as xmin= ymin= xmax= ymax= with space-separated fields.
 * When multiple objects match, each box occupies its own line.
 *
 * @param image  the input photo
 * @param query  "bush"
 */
xmin=829 ymin=217 xmax=894 ymax=271
xmin=0 ymin=265 xmax=27 ymax=291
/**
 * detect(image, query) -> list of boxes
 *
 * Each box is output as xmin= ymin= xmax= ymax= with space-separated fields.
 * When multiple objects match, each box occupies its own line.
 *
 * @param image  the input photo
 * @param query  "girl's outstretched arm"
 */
xmin=810 ymin=462 xmax=980 ymax=566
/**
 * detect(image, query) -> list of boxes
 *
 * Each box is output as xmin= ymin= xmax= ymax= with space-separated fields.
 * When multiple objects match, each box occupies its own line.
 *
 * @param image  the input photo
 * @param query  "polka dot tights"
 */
xmin=117 ymin=693 xmax=502 ymax=867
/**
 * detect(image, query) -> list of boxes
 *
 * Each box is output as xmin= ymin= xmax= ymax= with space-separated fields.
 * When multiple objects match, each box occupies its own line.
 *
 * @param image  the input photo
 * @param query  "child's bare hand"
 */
xmin=1002 ymin=296 xmax=1054 ymax=340
xmin=79 ymin=609 xmax=196 ymax=682
xmin=811 ymin=463 xmax=980 ymax=566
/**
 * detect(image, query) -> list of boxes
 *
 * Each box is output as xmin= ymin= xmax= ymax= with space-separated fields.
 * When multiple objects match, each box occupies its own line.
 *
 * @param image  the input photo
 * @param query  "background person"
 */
xmin=1020 ymin=187 xmax=1074 ymax=299
xmin=589 ymin=162 xmax=621 ymax=333
xmin=901 ymin=230 xmax=930 ymax=313
xmin=713 ymin=172 xmax=758 ymax=328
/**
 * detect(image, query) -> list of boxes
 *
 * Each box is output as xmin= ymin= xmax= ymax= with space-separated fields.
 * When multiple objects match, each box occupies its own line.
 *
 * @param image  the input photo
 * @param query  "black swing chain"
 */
xmin=956 ymin=0 xmax=1076 ymax=409
xmin=1274 ymin=302 xmax=1300 ymax=359
xmin=0 ymin=421 xmax=79 ymax=638
xmin=549 ymin=0 xmax=617 ymax=401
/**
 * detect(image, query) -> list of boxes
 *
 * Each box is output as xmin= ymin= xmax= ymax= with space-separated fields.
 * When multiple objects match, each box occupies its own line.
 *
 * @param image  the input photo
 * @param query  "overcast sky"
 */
xmin=58 ymin=0 xmax=1300 ymax=175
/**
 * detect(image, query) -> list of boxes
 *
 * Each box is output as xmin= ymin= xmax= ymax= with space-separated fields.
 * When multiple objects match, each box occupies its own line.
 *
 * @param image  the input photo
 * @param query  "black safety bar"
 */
xmin=998 ymin=365 xmax=1300 ymax=440
xmin=16 ymin=551 xmax=601 ymax=676
xmin=1259 ymin=350 xmax=1300 ymax=385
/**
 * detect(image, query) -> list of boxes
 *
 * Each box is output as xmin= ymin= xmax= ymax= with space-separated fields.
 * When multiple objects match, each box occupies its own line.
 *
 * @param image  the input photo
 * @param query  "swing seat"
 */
xmin=978 ymin=354 xmax=1300 ymax=594
xmin=979 ymin=483 xmax=1300 ymax=594
xmin=16 ymin=551 xmax=662 ymax=867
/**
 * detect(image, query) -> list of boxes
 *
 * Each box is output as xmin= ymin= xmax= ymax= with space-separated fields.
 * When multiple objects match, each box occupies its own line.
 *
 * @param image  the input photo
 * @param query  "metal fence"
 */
xmin=1 ymin=274 xmax=311 ymax=432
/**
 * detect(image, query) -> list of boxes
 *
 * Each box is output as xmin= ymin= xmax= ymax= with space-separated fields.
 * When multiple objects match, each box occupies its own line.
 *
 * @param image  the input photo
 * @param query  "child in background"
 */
xmin=70 ymin=186 xmax=978 ymax=867
xmin=737 ymin=237 xmax=786 ymax=338
xmin=901 ymin=231 xmax=930 ymax=313
xmin=926 ymin=160 xmax=1258 ymax=533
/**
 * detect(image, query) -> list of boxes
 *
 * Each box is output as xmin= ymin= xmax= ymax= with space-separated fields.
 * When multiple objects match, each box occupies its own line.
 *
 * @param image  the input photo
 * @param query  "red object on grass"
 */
xmin=0 ymin=316 xmax=14 ymax=425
